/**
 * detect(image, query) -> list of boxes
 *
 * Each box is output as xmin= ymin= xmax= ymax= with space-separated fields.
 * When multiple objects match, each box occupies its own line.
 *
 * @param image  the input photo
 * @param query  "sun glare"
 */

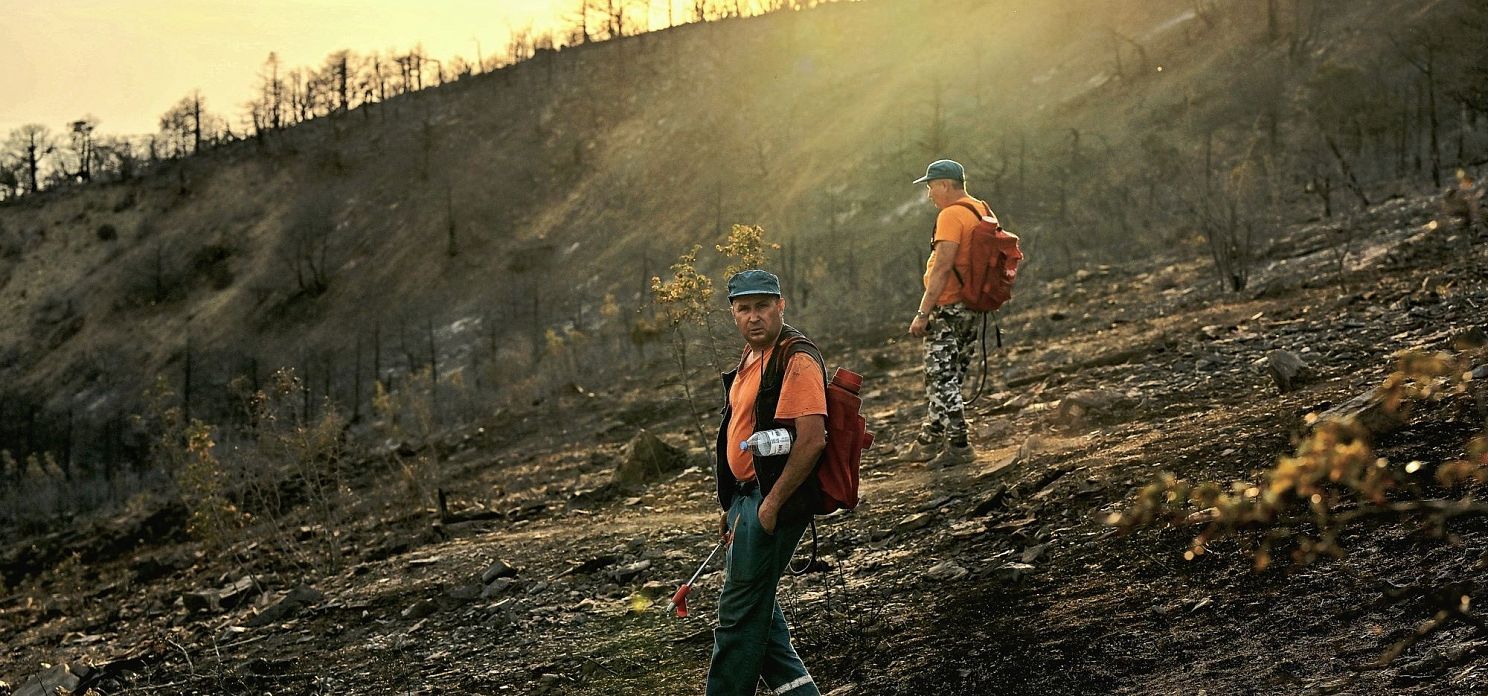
xmin=1 ymin=0 xmax=695 ymax=136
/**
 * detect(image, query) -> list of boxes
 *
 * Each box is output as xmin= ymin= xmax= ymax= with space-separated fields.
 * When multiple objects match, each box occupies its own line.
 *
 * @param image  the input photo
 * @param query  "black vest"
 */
xmin=715 ymin=324 xmax=826 ymax=524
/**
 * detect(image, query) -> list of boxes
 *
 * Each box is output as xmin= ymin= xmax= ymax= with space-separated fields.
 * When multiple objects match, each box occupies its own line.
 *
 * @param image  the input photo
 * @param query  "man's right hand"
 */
xmin=719 ymin=512 xmax=732 ymax=545
xmin=909 ymin=313 xmax=930 ymax=338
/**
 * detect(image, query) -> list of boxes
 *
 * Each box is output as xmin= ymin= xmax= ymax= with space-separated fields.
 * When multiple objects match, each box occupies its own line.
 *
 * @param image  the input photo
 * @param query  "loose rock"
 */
xmin=481 ymin=559 xmax=518 ymax=584
xmin=556 ymin=555 xmax=619 ymax=578
xmin=611 ymin=560 xmax=652 ymax=583
xmin=969 ymin=485 xmax=1009 ymax=517
xmin=1452 ymin=326 xmax=1488 ymax=351
xmin=995 ymin=562 xmax=1035 ymax=584
xmin=925 ymin=561 xmax=969 ymax=582
xmin=1054 ymin=389 xmax=1139 ymax=427
xmin=482 ymin=578 xmax=517 ymax=598
xmin=183 ymin=575 xmax=259 ymax=614
xmin=894 ymin=512 xmax=934 ymax=535
xmin=1264 ymin=350 xmax=1312 ymax=393
xmin=949 ymin=520 xmax=987 ymax=540
xmin=10 ymin=661 xmax=92 ymax=696
xmin=402 ymin=599 xmax=438 ymax=620
xmin=977 ymin=419 xmax=1013 ymax=441
xmin=640 ymin=580 xmax=672 ymax=599
xmin=246 ymin=585 xmax=324 ymax=627
xmin=1319 ymin=386 xmax=1406 ymax=435
xmin=613 ymin=429 xmax=690 ymax=486
xmin=917 ymin=495 xmax=956 ymax=512
xmin=447 ymin=584 xmax=483 ymax=601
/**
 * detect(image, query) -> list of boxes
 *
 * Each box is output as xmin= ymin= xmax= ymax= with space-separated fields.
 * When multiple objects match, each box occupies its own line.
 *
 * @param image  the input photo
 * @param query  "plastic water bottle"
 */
xmin=741 ymin=428 xmax=793 ymax=457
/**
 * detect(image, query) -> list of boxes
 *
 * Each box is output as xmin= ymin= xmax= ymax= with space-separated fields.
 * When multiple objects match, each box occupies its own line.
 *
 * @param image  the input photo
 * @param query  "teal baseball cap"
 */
xmin=726 ymin=269 xmax=782 ymax=301
xmin=912 ymin=159 xmax=965 ymax=184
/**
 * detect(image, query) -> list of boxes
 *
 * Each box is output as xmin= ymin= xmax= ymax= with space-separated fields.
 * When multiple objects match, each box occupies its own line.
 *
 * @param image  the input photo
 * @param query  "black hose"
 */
xmin=965 ymin=312 xmax=991 ymax=405
xmin=787 ymin=519 xmax=817 ymax=576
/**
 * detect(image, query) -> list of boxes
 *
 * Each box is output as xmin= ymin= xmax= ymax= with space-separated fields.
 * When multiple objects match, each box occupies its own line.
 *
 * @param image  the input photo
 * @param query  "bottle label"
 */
xmin=743 ymin=428 xmax=793 ymax=457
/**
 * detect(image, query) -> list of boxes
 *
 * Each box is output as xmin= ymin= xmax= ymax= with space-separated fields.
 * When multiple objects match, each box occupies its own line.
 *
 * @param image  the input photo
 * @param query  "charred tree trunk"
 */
xmin=1324 ymin=133 xmax=1371 ymax=208
xmin=427 ymin=317 xmax=439 ymax=425
xmin=183 ymin=334 xmax=194 ymax=424
xmin=373 ymin=320 xmax=383 ymax=392
xmin=353 ymin=333 xmax=363 ymax=423
xmin=62 ymin=409 xmax=73 ymax=481
xmin=301 ymin=354 xmax=313 ymax=421
xmin=1397 ymin=92 xmax=1410 ymax=180
xmin=445 ymin=184 xmax=459 ymax=257
xmin=1426 ymin=61 xmax=1442 ymax=188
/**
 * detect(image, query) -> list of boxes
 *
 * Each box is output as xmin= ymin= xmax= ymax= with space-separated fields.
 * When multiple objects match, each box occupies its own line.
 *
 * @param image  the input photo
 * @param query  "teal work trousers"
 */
xmin=706 ymin=487 xmax=819 ymax=696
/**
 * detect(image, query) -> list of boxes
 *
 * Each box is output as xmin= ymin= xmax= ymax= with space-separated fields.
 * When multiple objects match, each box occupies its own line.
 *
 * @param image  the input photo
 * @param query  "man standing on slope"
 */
xmin=708 ymin=269 xmax=824 ymax=696
xmin=904 ymin=159 xmax=989 ymax=468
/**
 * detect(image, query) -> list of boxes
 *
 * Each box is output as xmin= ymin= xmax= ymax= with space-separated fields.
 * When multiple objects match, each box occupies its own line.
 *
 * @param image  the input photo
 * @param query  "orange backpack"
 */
xmin=951 ymin=201 xmax=1023 ymax=313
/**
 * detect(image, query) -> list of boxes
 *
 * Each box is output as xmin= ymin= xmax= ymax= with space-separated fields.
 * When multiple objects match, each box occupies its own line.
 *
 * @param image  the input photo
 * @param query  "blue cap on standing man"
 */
xmin=912 ymin=159 xmax=966 ymax=185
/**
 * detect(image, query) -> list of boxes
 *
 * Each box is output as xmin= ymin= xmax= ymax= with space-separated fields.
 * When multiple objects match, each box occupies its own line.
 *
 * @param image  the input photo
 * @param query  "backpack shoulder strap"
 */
xmin=952 ymin=200 xmax=984 ymax=221
xmin=955 ymin=199 xmax=999 ymax=225
xmin=764 ymin=327 xmax=826 ymax=391
xmin=934 ymin=201 xmax=989 ymax=247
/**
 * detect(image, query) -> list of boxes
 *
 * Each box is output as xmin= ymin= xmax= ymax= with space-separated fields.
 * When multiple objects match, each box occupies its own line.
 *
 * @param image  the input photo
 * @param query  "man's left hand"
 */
xmin=757 ymin=497 xmax=779 ymax=535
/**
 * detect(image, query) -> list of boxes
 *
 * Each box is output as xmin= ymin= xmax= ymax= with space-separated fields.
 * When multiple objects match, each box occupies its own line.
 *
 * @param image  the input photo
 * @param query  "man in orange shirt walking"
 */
xmin=708 ymin=269 xmax=825 ymax=696
xmin=904 ymin=159 xmax=988 ymax=468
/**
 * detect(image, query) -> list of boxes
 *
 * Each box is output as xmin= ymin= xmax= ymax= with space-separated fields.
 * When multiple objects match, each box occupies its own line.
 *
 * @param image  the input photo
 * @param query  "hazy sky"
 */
xmin=2 ymin=1 xmax=668 ymax=137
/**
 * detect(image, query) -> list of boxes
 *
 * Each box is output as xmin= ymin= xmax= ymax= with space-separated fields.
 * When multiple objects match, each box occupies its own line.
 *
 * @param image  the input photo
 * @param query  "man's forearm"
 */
xmin=766 ymin=436 xmax=824 ymax=507
xmin=916 ymin=284 xmax=940 ymax=316
xmin=918 ymin=267 xmax=953 ymax=315
xmin=915 ymin=289 xmax=934 ymax=316
xmin=917 ymin=237 xmax=960 ymax=318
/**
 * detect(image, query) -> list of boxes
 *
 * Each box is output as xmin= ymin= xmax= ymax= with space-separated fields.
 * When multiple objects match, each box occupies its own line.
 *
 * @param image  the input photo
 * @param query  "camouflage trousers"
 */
xmin=920 ymin=302 xmax=978 ymax=444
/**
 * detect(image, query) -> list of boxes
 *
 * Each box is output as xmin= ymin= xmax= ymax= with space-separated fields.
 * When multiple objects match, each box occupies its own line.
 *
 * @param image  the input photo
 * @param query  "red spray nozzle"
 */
xmin=669 ymin=539 xmax=725 ymax=619
xmin=670 ymin=583 xmax=693 ymax=617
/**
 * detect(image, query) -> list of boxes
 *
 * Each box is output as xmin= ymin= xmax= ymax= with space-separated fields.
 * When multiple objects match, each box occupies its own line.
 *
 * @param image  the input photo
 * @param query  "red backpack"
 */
xmin=951 ymin=201 xmax=1023 ymax=313
xmin=786 ymin=361 xmax=872 ymax=575
xmin=818 ymin=367 xmax=872 ymax=514
xmin=764 ymin=338 xmax=873 ymax=516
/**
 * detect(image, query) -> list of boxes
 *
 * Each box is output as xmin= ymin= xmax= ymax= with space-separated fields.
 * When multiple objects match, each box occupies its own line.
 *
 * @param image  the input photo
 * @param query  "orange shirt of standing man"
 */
xmin=904 ymin=159 xmax=989 ymax=468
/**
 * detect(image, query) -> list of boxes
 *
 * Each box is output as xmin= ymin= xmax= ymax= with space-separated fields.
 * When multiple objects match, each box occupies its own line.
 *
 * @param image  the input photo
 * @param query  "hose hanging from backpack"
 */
xmin=787 ymin=519 xmax=817 ymax=576
xmin=964 ymin=312 xmax=1001 ymax=405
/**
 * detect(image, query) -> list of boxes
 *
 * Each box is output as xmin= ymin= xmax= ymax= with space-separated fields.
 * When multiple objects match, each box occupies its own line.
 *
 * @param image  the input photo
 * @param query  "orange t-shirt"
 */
xmin=923 ymin=196 xmax=992 ymax=306
xmin=725 ymin=348 xmax=827 ymax=482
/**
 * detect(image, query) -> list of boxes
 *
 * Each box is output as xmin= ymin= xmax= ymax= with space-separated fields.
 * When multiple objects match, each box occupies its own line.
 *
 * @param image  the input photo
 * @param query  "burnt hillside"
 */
xmin=1 ymin=1 xmax=1482 ymax=474
xmin=2 ymin=0 xmax=1488 ymax=692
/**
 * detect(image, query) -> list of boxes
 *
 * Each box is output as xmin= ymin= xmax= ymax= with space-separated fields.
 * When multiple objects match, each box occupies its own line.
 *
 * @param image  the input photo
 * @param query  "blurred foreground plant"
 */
xmin=1113 ymin=349 xmax=1485 ymax=568
xmin=1112 ymin=348 xmax=1488 ymax=670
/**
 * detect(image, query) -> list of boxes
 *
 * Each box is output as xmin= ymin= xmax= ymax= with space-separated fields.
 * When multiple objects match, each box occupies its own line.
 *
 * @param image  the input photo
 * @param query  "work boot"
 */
xmin=900 ymin=436 xmax=943 ymax=463
xmin=929 ymin=441 xmax=975 ymax=469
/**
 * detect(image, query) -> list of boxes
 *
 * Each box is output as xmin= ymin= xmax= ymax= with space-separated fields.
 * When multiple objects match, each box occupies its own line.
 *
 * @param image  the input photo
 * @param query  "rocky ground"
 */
xmin=3 ymin=193 xmax=1487 ymax=695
